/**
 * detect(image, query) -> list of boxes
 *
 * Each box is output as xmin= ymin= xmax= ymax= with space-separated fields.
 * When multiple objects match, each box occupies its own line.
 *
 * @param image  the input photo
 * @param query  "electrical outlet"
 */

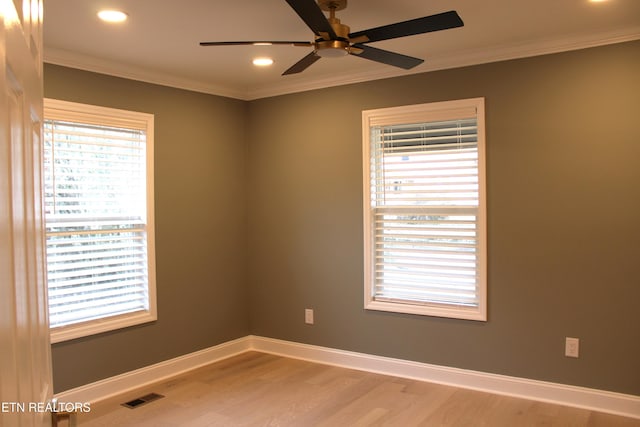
xmin=565 ymin=337 xmax=579 ymax=358
xmin=305 ymin=308 xmax=314 ymax=325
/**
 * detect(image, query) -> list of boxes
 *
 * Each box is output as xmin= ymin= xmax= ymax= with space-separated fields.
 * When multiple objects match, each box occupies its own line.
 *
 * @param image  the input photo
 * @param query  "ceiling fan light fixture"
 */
xmin=315 ymin=40 xmax=350 ymax=58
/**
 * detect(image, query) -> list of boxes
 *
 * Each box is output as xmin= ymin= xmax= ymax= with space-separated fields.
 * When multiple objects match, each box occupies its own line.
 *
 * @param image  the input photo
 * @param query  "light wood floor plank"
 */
xmin=76 ymin=352 xmax=640 ymax=426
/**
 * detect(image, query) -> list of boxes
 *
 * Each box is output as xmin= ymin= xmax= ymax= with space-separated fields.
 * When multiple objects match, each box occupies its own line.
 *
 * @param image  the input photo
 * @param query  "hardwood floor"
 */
xmin=76 ymin=351 xmax=639 ymax=426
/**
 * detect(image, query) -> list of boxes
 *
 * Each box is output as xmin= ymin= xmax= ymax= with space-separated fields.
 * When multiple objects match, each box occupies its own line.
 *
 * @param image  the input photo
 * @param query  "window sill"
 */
xmin=365 ymin=299 xmax=486 ymax=322
xmin=50 ymin=310 xmax=157 ymax=344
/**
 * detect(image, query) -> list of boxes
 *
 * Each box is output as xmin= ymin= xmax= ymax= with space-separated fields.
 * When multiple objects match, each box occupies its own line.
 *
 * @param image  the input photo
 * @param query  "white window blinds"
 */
xmin=363 ymin=99 xmax=486 ymax=321
xmin=43 ymin=100 xmax=156 ymax=337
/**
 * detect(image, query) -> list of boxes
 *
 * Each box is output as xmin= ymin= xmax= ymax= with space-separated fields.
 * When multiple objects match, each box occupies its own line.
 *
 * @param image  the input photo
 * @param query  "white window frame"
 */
xmin=44 ymin=99 xmax=157 ymax=343
xmin=362 ymin=98 xmax=487 ymax=321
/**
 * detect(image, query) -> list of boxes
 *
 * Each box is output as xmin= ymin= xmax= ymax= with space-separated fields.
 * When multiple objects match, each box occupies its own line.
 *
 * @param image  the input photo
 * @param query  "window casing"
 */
xmin=44 ymin=99 xmax=156 ymax=342
xmin=362 ymin=98 xmax=486 ymax=321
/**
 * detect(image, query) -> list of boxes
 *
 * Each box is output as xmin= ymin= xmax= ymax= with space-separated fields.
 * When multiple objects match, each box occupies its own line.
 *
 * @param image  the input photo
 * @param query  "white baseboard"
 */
xmin=54 ymin=336 xmax=251 ymax=404
xmin=249 ymin=336 xmax=640 ymax=420
xmin=55 ymin=335 xmax=640 ymax=419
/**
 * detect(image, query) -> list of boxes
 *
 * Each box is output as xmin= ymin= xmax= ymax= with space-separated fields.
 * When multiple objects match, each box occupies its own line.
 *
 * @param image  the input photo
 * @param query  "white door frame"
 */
xmin=1 ymin=1 xmax=53 ymax=425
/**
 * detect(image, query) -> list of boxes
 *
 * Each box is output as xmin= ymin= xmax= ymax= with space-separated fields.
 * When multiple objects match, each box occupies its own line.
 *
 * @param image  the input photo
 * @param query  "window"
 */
xmin=44 ymin=99 xmax=156 ymax=343
xmin=362 ymin=98 xmax=486 ymax=321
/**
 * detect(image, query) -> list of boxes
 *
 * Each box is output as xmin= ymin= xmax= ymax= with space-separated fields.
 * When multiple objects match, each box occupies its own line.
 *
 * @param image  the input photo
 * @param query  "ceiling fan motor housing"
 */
xmin=315 ymin=16 xmax=351 ymax=57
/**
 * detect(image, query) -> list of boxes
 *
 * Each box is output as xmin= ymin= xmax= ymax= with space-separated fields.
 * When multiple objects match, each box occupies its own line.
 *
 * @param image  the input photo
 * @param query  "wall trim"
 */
xmin=45 ymin=28 xmax=640 ymax=101
xmin=54 ymin=336 xmax=251 ymax=404
xmin=245 ymin=27 xmax=640 ymax=100
xmin=43 ymin=48 xmax=248 ymax=101
xmin=250 ymin=336 xmax=640 ymax=419
xmin=55 ymin=335 xmax=640 ymax=419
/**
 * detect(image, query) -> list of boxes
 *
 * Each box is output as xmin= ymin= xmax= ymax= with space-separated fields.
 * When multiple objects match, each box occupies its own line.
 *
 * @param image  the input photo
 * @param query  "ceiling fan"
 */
xmin=200 ymin=0 xmax=464 ymax=75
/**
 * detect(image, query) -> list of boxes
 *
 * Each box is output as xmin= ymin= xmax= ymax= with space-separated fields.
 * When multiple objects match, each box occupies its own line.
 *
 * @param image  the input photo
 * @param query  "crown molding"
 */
xmin=43 ymin=48 xmax=248 ymax=100
xmin=45 ymin=26 xmax=640 ymax=101
xmin=246 ymin=26 xmax=640 ymax=100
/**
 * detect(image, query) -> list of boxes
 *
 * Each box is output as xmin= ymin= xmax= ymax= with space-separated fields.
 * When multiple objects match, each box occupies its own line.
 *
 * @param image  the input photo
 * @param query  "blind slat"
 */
xmin=50 ymin=301 xmax=147 ymax=327
xmin=48 ymin=279 xmax=146 ymax=297
xmin=47 ymin=270 xmax=147 ymax=289
xmin=49 ymin=288 xmax=147 ymax=310
xmin=47 ymin=247 xmax=145 ymax=263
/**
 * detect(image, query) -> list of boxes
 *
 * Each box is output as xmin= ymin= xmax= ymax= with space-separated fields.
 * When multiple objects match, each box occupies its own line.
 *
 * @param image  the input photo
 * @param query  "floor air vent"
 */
xmin=122 ymin=393 xmax=164 ymax=409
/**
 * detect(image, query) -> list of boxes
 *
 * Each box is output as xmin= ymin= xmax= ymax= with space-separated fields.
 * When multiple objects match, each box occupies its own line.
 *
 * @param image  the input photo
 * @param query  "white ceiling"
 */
xmin=43 ymin=0 xmax=640 ymax=100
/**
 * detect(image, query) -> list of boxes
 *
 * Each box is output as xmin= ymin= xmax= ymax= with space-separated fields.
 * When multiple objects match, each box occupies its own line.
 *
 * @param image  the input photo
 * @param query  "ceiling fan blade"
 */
xmin=349 ymin=10 xmax=463 ymax=43
xmin=351 ymin=44 xmax=424 ymax=70
xmin=200 ymin=41 xmax=312 ymax=47
xmin=285 ymin=0 xmax=337 ymax=39
xmin=282 ymin=51 xmax=321 ymax=75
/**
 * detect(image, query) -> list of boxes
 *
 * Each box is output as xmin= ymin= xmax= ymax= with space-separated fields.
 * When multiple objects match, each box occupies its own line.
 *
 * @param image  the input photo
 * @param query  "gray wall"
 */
xmin=45 ymin=39 xmax=640 ymax=396
xmin=246 ymin=40 xmax=640 ymax=395
xmin=44 ymin=64 xmax=250 ymax=392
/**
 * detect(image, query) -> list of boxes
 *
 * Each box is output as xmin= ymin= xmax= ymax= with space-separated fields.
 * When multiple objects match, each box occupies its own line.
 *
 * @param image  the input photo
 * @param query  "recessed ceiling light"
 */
xmin=98 ymin=10 xmax=128 ymax=23
xmin=253 ymin=58 xmax=274 ymax=67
